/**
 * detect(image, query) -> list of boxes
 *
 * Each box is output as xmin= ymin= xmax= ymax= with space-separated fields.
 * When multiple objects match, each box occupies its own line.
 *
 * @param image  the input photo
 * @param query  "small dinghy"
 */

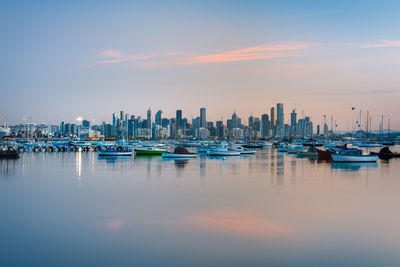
xmin=162 ymin=146 xmax=197 ymax=158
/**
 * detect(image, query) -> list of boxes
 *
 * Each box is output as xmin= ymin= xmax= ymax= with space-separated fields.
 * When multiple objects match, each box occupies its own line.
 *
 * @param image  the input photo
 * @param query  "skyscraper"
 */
xmin=120 ymin=110 xmax=125 ymax=121
xmin=290 ymin=109 xmax=297 ymax=136
xmin=261 ymin=114 xmax=270 ymax=138
xmin=112 ymin=113 xmax=117 ymax=126
xmin=155 ymin=110 xmax=163 ymax=126
xmin=232 ymin=111 xmax=238 ymax=129
xmin=270 ymin=107 xmax=275 ymax=136
xmin=146 ymin=108 xmax=152 ymax=129
xmin=176 ymin=110 xmax=182 ymax=135
xmin=200 ymin=107 xmax=206 ymax=128
xmin=277 ymin=103 xmax=284 ymax=126
xmin=248 ymin=115 xmax=254 ymax=129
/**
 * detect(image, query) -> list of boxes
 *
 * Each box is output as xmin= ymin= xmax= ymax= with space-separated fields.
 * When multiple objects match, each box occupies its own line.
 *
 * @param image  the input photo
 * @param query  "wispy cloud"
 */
xmin=98 ymin=49 xmax=121 ymax=58
xmin=185 ymin=44 xmax=312 ymax=64
xmin=358 ymin=40 xmax=400 ymax=48
xmin=87 ymin=43 xmax=312 ymax=68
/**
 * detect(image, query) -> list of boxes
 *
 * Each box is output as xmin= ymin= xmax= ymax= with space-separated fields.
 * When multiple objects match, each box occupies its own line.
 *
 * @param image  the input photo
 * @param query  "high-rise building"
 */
xmin=277 ymin=103 xmax=284 ymax=126
xmin=232 ymin=111 xmax=238 ymax=128
xmin=176 ymin=110 xmax=182 ymax=135
xmin=216 ymin=120 xmax=224 ymax=139
xmin=261 ymin=114 xmax=270 ymax=138
xmin=200 ymin=107 xmax=207 ymax=128
xmin=248 ymin=115 xmax=254 ymax=129
xmin=82 ymin=120 xmax=90 ymax=128
xmin=146 ymin=108 xmax=152 ymax=129
xmin=112 ymin=113 xmax=117 ymax=126
xmin=270 ymin=107 xmax=275 ymax=137
xmin=120 ymin=110 xmax=125 ymax=121
xmin=155 ymin=110 xmax=163 ymax=126
xmin=290 ymin=109 xmax=297 ymax=136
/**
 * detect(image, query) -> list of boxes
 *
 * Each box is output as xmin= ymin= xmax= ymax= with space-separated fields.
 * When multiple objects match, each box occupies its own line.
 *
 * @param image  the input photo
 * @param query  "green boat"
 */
xmin=135 ymin=147 xmax=167 ymax=156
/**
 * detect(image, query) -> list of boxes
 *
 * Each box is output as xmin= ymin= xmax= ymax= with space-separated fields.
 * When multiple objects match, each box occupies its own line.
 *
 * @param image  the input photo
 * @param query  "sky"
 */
xmin=1 ymin=0 xmax=400 ymax=130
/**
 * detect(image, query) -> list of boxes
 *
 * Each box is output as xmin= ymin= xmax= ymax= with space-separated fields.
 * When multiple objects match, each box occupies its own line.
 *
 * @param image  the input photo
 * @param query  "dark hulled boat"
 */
xmin=0 ymin=148 xmax=20 ymax=159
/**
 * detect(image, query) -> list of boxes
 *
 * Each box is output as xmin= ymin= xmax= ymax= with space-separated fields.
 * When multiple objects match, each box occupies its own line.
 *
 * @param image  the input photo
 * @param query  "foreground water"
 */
xmin=1 ymin=147 xmax=400 ymax=266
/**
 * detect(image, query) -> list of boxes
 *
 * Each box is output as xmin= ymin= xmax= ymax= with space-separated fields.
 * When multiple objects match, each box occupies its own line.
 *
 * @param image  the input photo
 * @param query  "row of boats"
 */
xmin=276 ymin=142 xmax=399 ymax=162
xmin=98 ymin=144 xmax=257 ymax=158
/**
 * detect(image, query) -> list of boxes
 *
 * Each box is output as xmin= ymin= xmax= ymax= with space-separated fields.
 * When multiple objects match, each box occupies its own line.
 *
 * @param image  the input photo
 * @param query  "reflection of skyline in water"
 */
xmin=1 ymin=147 xmax=400 ymax=266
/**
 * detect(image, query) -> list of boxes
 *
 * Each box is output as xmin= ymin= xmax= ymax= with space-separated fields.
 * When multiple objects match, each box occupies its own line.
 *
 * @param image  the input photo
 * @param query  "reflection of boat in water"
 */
xmin=97 ymin=148 xmax=132 ymax=156
xmin=332 ymin=162 xmax=378 ymax=170
xmin=135 ymin=147 xmax=167 ymax=156
xmin=162 ymin=146 xmax=197 ymax=158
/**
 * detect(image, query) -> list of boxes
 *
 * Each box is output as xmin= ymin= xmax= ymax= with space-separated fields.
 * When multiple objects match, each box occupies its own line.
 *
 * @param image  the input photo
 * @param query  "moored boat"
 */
xmin=97 ymin=148 xmax=132 ymax=156
xmin=0 ymin=147 xmax=20 ymax=159
xmin=230 ymin=145 xmax=256 ymax=155
xmin=208 ymin=145 xmax=240 ymax=156
xmin=162 ymin=146 xmax=197 ymax=158
xmin=331 ymin=149 xmax=378 ymax=162
xmin=135 ymin=147 xmax=167 ymax=156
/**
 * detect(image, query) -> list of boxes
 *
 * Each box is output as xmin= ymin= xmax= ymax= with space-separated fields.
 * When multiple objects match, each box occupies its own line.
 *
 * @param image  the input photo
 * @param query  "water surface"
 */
xmin=1 ymin=147 xmax=400 ymax=266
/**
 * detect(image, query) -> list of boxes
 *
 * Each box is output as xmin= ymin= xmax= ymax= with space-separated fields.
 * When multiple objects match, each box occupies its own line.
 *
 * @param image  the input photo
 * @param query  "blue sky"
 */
xmin=1 ymin=0 xmax=399 ymax=129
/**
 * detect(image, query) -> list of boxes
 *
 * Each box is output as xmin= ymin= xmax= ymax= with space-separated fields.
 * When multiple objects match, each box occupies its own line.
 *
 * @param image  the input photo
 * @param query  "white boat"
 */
xmin=332 ymin=154 xmax=378 ymax=162
xmin=331 ymin=149 xmax=378 ymax=162
xmin=230 ymin=145 xmax=256 ymax=155
xmin=98 ymin=149 xmax=132 ymax=156
xmin=208 ymin=145 xmax=240 ymax=156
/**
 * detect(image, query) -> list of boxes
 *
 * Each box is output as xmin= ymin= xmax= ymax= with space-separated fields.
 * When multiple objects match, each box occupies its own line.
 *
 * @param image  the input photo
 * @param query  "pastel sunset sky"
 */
xmin=1 ymin=0 xmax=400 ymax=130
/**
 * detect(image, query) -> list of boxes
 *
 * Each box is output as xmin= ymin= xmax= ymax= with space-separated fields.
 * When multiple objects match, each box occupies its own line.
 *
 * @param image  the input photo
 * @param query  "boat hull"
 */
xmin=208 ymin=151 xmax=240 ymax=156
xmin=162 ymin=153 xmax=197 ymax=158
xmin=97 ymin=151 xmax=132 ymax=156
xmin=332 ymin=154 xmax=378 ymax=162
xmin=135 ymin=149 xmax=166 ymax=156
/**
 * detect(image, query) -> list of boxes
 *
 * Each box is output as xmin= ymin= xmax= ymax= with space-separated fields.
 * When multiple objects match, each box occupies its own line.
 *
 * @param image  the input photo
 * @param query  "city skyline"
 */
xmin=1 ymin=1 xmax=400 ymax=129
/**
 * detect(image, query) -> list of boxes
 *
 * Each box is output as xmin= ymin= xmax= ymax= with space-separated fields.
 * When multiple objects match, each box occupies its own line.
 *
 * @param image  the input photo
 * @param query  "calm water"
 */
xmin=1 ymin=147 xmax=400 ymax=266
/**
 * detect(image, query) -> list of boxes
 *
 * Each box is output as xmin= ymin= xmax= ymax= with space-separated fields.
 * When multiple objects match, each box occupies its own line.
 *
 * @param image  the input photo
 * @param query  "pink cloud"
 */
xmin=185 ymin=43 xmax=312 ymax=64
xmin=358 ymin=40 xmax=400 ymax=48
xmin=87 ymin=43 xmax=312 ymax=68
xmin=99 ymin=49 xmax=121 ymax=58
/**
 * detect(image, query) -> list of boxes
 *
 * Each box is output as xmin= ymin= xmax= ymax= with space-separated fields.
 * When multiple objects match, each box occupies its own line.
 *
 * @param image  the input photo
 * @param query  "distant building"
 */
xmin=200 ymin=107 xmax=207 ymax=128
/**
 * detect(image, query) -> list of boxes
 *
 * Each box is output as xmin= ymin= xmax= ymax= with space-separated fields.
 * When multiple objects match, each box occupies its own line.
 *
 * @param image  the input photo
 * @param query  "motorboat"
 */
xmin=277 ymin=144 xmax=288 ymax=152
xmin=331 ymin=149 xmax=378 ymax=162
xmin=97 ymin=148 xmax=132 ymax=156
xmin=0 ymin=147 xmax=19 ymax=159
xmin=208 ymin=145 xmax=240 ymax=156
xmin=135 ymin=147 xmax=167 ymax=156
xmin=230 ymin=145 xmax=256 ymax=155
xmin=162 ymin=146 xmax=197 ymax=158
xmin=242 ymin=142 xmax=264 ymax=149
